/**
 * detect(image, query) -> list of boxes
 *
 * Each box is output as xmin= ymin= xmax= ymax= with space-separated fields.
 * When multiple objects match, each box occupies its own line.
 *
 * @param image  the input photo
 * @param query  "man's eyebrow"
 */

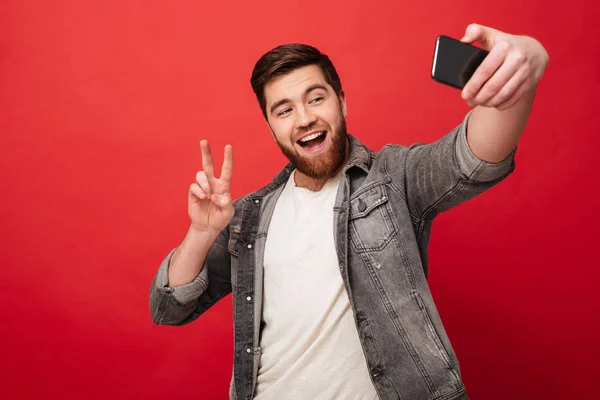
xmin=304 ymin=83 xmax=328 ymax=95
xmin=270 ymin=98 xmax=291 ymax=115
xmin=269 ymin=83 xmax=329 ymax=115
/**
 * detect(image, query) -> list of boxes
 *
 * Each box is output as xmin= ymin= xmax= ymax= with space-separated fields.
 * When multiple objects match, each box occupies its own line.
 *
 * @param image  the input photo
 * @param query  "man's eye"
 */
xmin=310 ymin=97 xmax=323 ymax=104
xmin=278 ymin=108 xmax=292 ymax=116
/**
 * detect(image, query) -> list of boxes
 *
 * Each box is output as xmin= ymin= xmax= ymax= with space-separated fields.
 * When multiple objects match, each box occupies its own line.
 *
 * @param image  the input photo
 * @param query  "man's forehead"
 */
xmin=265 ymin=65 xmax=329 ymax=103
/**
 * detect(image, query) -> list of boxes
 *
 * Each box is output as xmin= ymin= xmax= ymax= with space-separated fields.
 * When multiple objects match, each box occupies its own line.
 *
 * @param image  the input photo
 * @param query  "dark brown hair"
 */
xmin=250 ymin=44 xmax=343 ymax=119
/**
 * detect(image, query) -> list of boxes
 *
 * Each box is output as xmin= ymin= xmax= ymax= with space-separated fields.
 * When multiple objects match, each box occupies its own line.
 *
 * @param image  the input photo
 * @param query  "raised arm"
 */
xmin=168 ymin=141 xmax=235 ymax=287
xmin=459 ymin=23 xmax=549 ymax=163
xmin=149 ymin=141 xmax=235 ymax=326
xmin=399 ymin=24 xmax=548 ymax=221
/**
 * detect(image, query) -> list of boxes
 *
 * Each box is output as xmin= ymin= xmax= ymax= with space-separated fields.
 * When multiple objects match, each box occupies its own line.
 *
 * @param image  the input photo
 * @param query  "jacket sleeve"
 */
xmin=401 ymin=111 xmax=516 ymax=221
xmin=149 ymin=226 xmax=232 ymax=326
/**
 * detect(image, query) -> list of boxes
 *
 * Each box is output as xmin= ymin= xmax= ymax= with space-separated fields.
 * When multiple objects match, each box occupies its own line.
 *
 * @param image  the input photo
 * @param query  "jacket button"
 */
xmin=358 ymin=200 xmax=366 ymax=212
xmin=246 ymin=296 xmax=252 ymax=301
xmin=246 ymin=348 xmax=251 ymax=353
xmin=247 ymin=244 xmax=252 ymax=249
xmin=372 ymin=366 xmax=384 ymax=379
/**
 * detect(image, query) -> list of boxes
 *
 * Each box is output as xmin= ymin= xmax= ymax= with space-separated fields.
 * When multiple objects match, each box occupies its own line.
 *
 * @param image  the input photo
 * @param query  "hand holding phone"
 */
xmin=430 ymin=24 xmax=549 ymax=110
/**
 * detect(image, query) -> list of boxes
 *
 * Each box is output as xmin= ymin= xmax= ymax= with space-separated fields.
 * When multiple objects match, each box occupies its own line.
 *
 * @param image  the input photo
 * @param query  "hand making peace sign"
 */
xmin=188 ymin=140 xmax=234 ymax=234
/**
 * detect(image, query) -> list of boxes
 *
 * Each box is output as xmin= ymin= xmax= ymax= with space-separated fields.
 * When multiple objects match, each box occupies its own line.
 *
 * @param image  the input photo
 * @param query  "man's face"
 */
xmin=264 ymin=65 xmax=348 ymax=180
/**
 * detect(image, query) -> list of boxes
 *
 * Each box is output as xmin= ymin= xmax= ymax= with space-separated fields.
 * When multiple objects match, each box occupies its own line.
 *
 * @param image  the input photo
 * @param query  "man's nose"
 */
xmin=295 ymin=106 xmax=318 ymax=130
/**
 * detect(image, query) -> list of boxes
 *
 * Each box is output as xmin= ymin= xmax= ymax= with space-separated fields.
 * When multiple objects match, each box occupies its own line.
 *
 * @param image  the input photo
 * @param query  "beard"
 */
xmin=275 ymin=116 xmax=348 ymax=180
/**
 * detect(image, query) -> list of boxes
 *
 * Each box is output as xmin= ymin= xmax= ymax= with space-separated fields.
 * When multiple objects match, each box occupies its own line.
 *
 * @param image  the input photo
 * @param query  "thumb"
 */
xmin=460 ymin=23 xmax=496 ymax=49
xmin=211 ymin=192 xmax=232 ymax=209
xmin=212 ymin=193 xmax=234 ymax=220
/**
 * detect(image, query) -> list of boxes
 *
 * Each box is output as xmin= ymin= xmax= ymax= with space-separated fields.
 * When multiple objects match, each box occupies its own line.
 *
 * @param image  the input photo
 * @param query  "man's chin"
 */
xmin=294 ymin=156 xmax=344 ymax=180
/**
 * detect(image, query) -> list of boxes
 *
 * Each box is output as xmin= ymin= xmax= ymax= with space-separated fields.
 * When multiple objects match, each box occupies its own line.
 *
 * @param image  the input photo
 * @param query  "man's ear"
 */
xmin=339 ymin=90 xmax=347 ymax=118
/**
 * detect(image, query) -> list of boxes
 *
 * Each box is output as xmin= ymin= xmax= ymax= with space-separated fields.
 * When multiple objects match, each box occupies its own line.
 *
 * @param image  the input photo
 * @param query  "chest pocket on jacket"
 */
xmin=348 ymin=184 xmax=397 ymax=253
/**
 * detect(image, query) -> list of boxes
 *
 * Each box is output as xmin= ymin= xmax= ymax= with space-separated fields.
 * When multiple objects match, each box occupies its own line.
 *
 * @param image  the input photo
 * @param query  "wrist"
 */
xmin=187 ymin=224 xmax=221 ymax=245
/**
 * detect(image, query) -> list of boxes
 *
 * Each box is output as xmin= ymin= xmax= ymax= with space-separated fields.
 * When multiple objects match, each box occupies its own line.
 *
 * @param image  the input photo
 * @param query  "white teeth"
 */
xmin=300 ymin=131 xmax=325 ymax=142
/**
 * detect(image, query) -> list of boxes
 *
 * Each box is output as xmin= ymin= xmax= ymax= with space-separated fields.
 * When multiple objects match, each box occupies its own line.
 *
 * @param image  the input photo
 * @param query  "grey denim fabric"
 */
xmin=149 ymin=111 xmax=516 ymax=400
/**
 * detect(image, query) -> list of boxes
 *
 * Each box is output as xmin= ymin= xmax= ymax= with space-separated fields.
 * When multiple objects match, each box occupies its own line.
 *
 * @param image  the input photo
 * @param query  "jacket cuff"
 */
xmin=455 ymin=111 xmax=517 ymax=182
xmin=155 ymin=249 xmax=210 ymax=305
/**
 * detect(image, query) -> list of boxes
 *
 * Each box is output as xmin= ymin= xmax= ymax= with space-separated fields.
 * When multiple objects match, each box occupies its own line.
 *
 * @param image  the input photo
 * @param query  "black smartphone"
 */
xmin=431 ymin=35 xmax=489 ymax=89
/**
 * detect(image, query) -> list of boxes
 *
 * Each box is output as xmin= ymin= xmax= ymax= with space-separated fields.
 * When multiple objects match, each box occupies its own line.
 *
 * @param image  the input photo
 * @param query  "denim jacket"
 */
xmin=149 ymin=112 xmax=516 ymax=400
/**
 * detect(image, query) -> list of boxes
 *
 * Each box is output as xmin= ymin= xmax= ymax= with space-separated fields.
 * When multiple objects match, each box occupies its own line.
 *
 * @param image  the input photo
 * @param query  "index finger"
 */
xmin=200 ymin=140 xmax=215 ymax=178
xmin=220 ymin=144 xmax=234 ymax=185
xmin=462 ymin=41 xmax=509 ymax=101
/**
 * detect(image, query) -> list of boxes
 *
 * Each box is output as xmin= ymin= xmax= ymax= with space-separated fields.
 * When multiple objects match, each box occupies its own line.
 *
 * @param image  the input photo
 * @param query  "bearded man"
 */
xmin=149 ymin=23 xmax=549 ymax=400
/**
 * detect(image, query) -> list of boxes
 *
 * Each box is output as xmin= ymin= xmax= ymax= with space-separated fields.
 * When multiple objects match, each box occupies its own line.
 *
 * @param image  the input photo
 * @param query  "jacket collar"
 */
xmin=345 ymin=134 xmax=372 ymax=174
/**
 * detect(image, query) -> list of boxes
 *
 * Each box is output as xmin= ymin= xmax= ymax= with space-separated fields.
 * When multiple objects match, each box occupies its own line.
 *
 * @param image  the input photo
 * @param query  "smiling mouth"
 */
xmin=297 ymin=131 xmax=327 ymax=151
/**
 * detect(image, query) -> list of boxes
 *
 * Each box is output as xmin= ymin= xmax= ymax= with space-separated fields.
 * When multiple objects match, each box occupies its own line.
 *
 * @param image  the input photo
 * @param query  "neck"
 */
xmin=294 ymin=173 xmax=331 ymax=192
xmin=293 ymin=138 xmax=350 ymax=192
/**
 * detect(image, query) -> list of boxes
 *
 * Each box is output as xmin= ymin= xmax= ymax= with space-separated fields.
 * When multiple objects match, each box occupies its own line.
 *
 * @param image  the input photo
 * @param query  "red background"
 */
xmin=1 ymin=0 xmax=599 ymax=399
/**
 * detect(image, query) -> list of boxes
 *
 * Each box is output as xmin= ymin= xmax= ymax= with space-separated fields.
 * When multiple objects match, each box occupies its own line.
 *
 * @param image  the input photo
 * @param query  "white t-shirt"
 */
xmin=254 ymin=169 xmax=379 ymax=400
